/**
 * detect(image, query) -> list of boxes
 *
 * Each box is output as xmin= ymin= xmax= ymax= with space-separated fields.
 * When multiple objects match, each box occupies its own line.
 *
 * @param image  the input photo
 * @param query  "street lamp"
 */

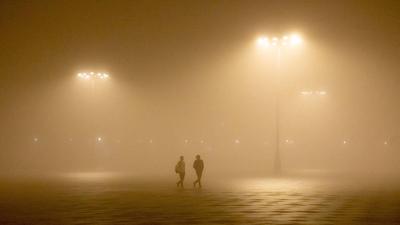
xmin=77 ymin=71 xmax=110 ymax=170
xmin=256 ymin=33 xmax=303 ymax=174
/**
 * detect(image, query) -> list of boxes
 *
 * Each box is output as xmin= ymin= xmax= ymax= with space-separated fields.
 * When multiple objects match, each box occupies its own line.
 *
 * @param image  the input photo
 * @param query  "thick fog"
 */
xmin=1 ymin=0 xmax=400 ymax=178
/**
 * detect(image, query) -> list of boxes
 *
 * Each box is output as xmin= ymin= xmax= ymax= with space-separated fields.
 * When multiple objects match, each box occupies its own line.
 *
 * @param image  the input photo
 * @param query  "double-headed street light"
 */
xmin=256 ymin=33 xmax=303 ymax=174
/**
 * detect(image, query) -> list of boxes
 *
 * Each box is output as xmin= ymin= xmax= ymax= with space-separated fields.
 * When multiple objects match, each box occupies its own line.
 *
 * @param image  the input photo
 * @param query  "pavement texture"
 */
xmin=0 ymin=174 xmax=400 ymax=225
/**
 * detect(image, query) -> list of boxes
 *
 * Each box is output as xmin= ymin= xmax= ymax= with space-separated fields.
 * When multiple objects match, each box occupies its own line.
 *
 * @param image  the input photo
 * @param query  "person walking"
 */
xmin=193 ymin=155 xmax=204 ymax=188
xmin=175 ymin=156 xmax=185 ymax=188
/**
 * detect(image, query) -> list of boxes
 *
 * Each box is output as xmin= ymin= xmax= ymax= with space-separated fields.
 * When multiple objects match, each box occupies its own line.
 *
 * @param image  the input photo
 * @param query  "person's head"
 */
xmin=196 ymin=155 xmax=201 ymax=160
xmin=180 ymin=156 xmax=184 ymax=161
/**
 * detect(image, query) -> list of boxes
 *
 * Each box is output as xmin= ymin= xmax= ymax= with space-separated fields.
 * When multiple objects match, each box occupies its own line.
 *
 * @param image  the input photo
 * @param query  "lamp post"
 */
xmin=77 ymin=72 xmax=110 ymax=169
xmin=256 ymin=34 xmax=302 ymax=174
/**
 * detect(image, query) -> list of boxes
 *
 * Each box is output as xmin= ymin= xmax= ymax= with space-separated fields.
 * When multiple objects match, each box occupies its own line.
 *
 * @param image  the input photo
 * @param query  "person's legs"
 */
xmin=178 ymin=173 xmax=185 ymax=187
xmin=195 ymin=170 xmax=203 ymax=187
xmin=177 ymin=173 xmax=182 ymax=187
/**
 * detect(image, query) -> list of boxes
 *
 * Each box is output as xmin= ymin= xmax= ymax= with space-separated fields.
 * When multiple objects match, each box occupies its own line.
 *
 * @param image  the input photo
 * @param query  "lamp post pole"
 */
xmin=256 ymin=34 xmax=302 ymax=174
xmin=77 ymin=72 xmax=110 ymax=169
xmin=274 ymin=48 xmax=282 ymax=174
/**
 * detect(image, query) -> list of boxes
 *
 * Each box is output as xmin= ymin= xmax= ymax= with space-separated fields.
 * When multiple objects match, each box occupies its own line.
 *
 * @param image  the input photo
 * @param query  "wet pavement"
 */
xmin=0 ymin=174 xmax=400 ymax=224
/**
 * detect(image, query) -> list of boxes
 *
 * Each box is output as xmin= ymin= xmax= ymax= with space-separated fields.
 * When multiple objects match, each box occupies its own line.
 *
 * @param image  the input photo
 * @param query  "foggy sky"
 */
xmin=1 ymin=0 xmax=400 ymax=176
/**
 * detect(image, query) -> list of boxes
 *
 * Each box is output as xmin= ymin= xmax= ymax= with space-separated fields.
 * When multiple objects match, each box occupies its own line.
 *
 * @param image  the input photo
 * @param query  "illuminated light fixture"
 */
xmin=285 ymin=139 xmax=294 ymax=144
xmin=97 ymin=137 xmax=102 ymax=142
xmin=257 ymin=33 xmax=303 ymax=48
xmin=301 ymin=91 xmax=313 ymax=95
xmin=301 ymin=90 xmax=327 ymax=96
xmin=290 ymin=34 xmax=302 ymax=45
xmin=77 ymin=72 xmax=110 ymax=80
xmin=256 ymin=36 xmax=269 ymax=48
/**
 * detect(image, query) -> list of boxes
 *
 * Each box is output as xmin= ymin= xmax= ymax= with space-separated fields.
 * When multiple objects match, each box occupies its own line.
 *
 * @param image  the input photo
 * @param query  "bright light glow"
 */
xmin=235 ymin=139 xmax=240 ymax=144
xmin=257 ymin=33 xmax=303 ymax=49
xmin=97 ymin=137 xmax=102 ymax=142
xmin=257 ymin=33 xmax=303 ymax=48
xmin=384 ymin=141 xmax=388 ymax=145
xmin=285 ymin=139 xmax=294 ymax=144
xmin=77 ymin=72 xmax=110 ymax=80
xmin=343 ymin=140 xmax=347 ymax=144
xmin=33 ymin=138 xmax=39 ymax=142
xmin=290 ymin=34 xmax=302 ymax=45
xmin=301 ymin=90 xmax=327 ymax=96
xmin=301 ymin=91 xmax=313 ymax=95
xmin=256 ymin=36 xmax=269 ymax=48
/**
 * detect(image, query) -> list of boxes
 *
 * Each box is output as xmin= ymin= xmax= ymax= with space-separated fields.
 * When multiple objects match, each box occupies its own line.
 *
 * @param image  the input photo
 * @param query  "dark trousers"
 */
xmin=194 ymin=170 xmax=203 ymax=187
xmin=177 ymin=172 xmax=185 ymax=187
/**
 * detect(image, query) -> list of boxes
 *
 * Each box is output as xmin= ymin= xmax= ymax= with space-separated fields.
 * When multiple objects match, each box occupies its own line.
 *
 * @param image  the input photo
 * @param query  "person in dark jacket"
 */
xmin=175 ymin=156 xmax=185 ymax=188
xmin=193 ymin=155 xmax=204 ymax=188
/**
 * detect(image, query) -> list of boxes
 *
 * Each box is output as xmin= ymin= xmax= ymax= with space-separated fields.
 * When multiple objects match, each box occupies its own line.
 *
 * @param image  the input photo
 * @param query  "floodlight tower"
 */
xmin=256 ymin=34 xmax=303 ymax=174
xmin=77 ymin=71 xmax=110 ymax=163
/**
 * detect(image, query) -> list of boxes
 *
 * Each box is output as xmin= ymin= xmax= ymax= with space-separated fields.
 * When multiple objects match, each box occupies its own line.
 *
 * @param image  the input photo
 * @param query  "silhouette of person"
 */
xmin=193 ymin=154 xmax=204 ymax=188
xmin=175 ymin=156 xmax=185 ymax=188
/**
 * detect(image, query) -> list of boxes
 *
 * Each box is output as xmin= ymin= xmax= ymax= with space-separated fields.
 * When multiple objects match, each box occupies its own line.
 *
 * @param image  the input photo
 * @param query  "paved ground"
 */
xmin=0 ymin=174 xmax=400 ymax=224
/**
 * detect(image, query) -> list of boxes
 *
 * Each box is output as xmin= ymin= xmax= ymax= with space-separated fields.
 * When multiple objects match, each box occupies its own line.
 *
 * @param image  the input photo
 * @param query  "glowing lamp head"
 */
xmin=301 ymin=91 xmax=313 ymax=96
xmin=256 ymin=36 xmax=269 ymax=48
xmin=77 ymin=72 xmax=110 ymax=80
xmin=290 ymin=34 xmax=302 ymax=46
